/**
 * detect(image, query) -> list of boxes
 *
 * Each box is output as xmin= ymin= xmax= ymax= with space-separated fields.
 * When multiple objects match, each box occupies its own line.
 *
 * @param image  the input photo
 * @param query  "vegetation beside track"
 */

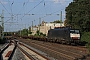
xmin=65 ymin=0 xmax=90 ymax=51
xmin=0 ymin=37 xmax=6 ymax=44
xmin=81 ymin=32 xmax=90 ymax=43
xmin=81 ymin=32 xmax=90 ymax=53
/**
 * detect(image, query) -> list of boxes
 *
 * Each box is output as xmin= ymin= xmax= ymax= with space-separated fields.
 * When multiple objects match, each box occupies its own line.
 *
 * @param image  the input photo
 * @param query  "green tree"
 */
xmin=54 ymin=20 xmax=62 ymax=23
xmin=51 ymin=20 xmax=63 ymax=23
xmin=34 ymin=30 xmax=46 ymax=37
xmin=29 ymin=31 xmax=32 ymax=35
xmin=21 ymin=29 xmax=28 ymax=36
xmin=65 ymin=0 xmax=90 ymax=32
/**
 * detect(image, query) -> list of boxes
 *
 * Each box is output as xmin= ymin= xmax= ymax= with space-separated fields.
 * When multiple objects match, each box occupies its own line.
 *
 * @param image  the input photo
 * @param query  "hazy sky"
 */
xmin=0 ymin=0 xmax=73 ymax=32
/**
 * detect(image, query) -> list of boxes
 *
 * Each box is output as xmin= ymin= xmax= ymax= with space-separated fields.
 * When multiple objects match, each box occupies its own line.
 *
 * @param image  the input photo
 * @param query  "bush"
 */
xmin=81 ymin=32 xmax=90 ymax=53
xmin=81 ymin=32 xmax=90 ymax=43
xmin=86 ymin=43 xmax=90 ymax=53
xmin=0 ymin=38 xmax=6 ymax=44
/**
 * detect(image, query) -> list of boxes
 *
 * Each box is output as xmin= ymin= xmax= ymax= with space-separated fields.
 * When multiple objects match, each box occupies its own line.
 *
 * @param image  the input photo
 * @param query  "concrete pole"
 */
xmin=60 ymin=11 xmax=62 ymax=27
xmin=32 ymin=21 xmax=33 ymax=31
xmin=20 ymin=28 xmax=21 ymax=36
xmin=39 ymin=18 xmax=41 ymax=35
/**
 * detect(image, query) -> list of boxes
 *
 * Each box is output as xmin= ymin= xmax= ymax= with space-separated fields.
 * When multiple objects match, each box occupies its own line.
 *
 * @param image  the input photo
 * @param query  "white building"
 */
xmin=31 ymin=21 xmax=64 ymax=36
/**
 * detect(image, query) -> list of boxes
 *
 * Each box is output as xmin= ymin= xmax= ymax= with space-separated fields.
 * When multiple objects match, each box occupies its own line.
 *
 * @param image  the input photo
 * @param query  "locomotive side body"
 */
xmin=47 ymin=28 xmax=80 ymax=44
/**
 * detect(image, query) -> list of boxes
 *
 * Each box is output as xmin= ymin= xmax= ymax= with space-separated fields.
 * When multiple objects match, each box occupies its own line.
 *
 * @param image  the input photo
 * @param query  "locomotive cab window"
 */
xmin=70 ymin=29 xmax=79 ymax=34
xmin=75 ymin=30 xmax=79 ymax=34
xmin=70 ymin=30 xmax=74 ymax=33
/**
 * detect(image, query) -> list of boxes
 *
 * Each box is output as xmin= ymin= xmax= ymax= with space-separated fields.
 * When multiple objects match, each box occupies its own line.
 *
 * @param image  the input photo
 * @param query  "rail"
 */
xmin=0 ymin=43 xmax=9 ymax=54
xmin=1 ymin=40 xmax=17 ymax=60
xmin=18 ymin=42 xmax=49 ymax=60
xmin=18 ymin=45 xmax=35 ymax=60
xmin=8 ymin=45 xmax=17 ymax=60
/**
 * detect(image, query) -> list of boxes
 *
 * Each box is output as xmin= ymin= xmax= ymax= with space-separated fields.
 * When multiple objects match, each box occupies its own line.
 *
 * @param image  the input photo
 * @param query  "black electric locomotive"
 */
xmin=47 ymin=27 xmax=80 ymax=44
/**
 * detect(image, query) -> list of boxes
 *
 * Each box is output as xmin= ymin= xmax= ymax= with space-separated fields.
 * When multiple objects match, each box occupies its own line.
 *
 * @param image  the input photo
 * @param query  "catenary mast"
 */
xmin=1 ymin=10 xmax=4 ymax=39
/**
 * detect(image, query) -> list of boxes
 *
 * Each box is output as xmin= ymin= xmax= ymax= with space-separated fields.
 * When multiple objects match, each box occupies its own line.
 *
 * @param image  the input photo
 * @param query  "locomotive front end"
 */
xmin=70 ymin=29 xmax=81 ymax=43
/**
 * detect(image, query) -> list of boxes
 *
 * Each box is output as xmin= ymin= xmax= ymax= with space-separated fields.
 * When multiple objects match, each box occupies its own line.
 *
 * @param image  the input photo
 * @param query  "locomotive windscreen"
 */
xmin=70 ymin=29 xmax=80 ymax=40
xmin=70 ymin=29 xmax=80 ymax=34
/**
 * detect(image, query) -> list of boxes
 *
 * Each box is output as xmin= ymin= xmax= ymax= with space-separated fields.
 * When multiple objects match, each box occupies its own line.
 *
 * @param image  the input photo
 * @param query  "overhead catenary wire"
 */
xmin=5 ymin=0 xmax=63 ymax=22
xmin=2 ymin=0 xmax=63 ymax=21
xmin=22 ymin=0 xmax=61 ymax=21
xmin=27 ymin=0 xmax=44 ymax=13
xmin=8 ymin=0 xmax=12 ymax=14
xmin=11 ymin=0 xmax=29 ymax=22
xmin=17 ymin=0 xmax=29 ymax=14
xmin=11 ymin=1 xmax=14 ymax=14
xmin=0 ymin=0 xmax=27 ymax=23
xmin=0 ymin=0 xmax=72 ymax=32
xmin=0 ymin=0 xmax=16 ymax=27
xmin=0 ymin=0 xmax=11 ymax=16
xmin=5 ymin=0 xmax=29 ymax=22
xmin=20 ymin=0 xmax=44 ymax=20
xmin=0 ymin=0 xmax=15 ymax=23
xmin=43 ymin=0 xmax=47 ymax=16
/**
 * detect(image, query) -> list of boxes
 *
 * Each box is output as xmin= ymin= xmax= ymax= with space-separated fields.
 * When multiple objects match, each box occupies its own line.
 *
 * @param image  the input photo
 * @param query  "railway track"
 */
xmin=0 ymin=40 xmax=17 ymax=60
xmin=17 ymin=38 xmax=90 ymax=60
xmin=30 ymin=41 xmax=86 ymax=60
xmin=18 ymin=42 xmax=49 ymax=60
xmin=33 ymin=39 xmax=89 ymax=54
xmin=0 ymin=39 xmax=50 ymax=60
